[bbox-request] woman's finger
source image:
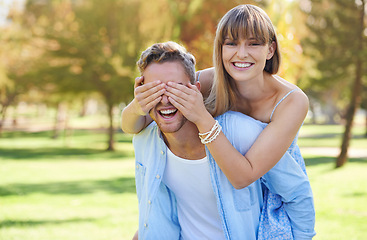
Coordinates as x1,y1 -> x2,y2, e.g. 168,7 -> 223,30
135,81 -> 165,98
166,82 -> 194,95
134,76 -> 145,88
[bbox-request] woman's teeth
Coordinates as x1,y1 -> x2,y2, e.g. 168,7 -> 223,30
234,62 -> 251,68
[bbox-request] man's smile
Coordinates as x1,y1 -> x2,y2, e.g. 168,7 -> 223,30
159,108 -> 178,119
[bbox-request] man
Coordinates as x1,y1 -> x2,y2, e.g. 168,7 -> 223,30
122,41 -> 315,239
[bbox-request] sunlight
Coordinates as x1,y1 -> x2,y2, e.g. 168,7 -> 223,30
0,0 -> 25,26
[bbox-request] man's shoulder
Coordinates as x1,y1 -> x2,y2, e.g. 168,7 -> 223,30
133,122 -> 158,142
216,111 -> 265,130
215,111 -> 264,154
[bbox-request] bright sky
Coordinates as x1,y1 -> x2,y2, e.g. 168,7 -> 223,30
0,0 -> 25,26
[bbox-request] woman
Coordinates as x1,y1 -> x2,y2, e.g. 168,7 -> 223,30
122,4 -> 315,239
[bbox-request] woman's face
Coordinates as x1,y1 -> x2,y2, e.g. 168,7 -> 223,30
221,36 -> 275,83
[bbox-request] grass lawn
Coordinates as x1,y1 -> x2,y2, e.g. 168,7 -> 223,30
299,124 -> 367,149
0,124 -> 366,239
304,156 -> 367,240
0,130 -> 138,240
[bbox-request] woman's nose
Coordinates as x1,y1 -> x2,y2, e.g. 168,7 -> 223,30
237,44 -> 248,59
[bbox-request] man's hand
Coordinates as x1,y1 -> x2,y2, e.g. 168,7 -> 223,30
133,76 -> 166,115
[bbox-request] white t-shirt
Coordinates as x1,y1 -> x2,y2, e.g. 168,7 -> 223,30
162,148 -> 226,240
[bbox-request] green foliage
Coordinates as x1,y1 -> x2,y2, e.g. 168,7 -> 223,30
25,0 -> 140,105
302,0 -> 367,113
0,7 -> 42,126
18,0 -> 152,149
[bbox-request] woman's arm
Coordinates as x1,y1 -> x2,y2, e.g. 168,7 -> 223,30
166,82 -> 308,189
132,230 -> 138,240
196,67 -> 214,98
121,77 -> 165,134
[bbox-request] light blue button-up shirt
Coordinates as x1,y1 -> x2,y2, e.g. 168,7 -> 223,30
133,111 -> 316,240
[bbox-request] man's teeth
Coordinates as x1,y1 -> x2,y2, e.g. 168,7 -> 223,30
234,62 -> 251,68
160,109 -> 176,115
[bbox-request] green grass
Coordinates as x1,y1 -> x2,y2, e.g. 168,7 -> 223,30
299,124 -> 367,148
1,124 -> 366,239
298,124 -> 367,239
304,156 -> 367,240
0,130 -> 138,240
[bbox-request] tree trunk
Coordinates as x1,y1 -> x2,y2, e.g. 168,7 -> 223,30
324,95 -> 338,124
0,105 -> 7,137
336,1 -> 365,168
309,100 -> 317,124
52,102 -> 67,139
106,103 -> 115,151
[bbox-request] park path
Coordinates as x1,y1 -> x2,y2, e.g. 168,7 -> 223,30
300,147 -> 367,159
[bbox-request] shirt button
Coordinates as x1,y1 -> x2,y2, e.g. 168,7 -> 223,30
148,200 -> 152,204
156,174 -> 160,179
144,223 -> 148,228
160,150 -> 165,155
136,165 -> 139,169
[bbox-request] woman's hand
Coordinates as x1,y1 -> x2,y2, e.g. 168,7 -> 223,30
165,81 -> 214,131
133,76 -> 166,116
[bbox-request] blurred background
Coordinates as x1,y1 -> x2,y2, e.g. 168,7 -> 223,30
0,0 -> 366,239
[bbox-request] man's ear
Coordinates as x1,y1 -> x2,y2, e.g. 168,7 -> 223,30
195,81 -> 201,91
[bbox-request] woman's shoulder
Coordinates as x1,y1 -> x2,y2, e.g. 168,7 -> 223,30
196,67 -> 215,98
273,75 -> 308,103
270,75 -> 309,121
196,67 -> 214,81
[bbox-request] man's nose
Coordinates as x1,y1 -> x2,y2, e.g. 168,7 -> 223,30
161,94 -> 169,104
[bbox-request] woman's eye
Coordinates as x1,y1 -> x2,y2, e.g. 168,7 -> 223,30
250,42 -> 261,46
225,42 -> 236,46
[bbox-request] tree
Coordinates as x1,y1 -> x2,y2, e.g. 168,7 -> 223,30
0,4 -> 42,135
25,0 -> 144,150
302,0 -> 366,167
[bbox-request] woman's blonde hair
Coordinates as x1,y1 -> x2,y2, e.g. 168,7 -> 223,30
206,4 -> 281,117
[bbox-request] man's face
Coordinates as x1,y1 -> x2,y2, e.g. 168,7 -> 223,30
143,61 -> 190,134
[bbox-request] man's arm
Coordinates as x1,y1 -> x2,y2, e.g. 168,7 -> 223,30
261,153 -> 316,239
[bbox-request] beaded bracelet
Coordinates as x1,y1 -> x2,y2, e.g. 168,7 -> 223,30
199,120 -> 222,144
198,120 -> 219,137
